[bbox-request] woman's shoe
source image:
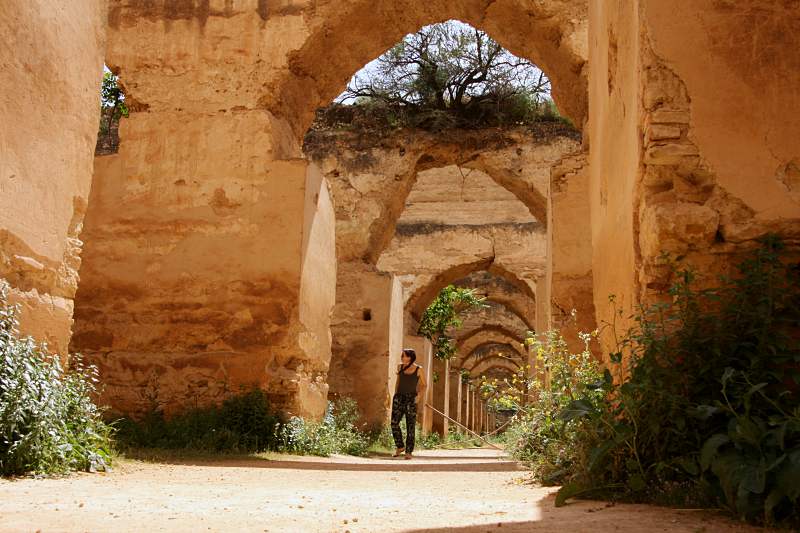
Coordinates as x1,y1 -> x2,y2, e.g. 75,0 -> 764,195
404,453 -> 413,460
392,448 -> 405,457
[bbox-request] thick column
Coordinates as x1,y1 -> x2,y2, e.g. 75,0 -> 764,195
547,155 -> 598,357
0,1 -> 106,355
327,263 -> 405,427
75,156 -> 336,419
405,335 -> 433,434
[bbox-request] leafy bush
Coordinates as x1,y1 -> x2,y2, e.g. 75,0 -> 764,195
0,283 -> 113,475
115,388 -> 281,454
279,398 -> 370,457
501,329 -> 602,484
549,236 -> 800,525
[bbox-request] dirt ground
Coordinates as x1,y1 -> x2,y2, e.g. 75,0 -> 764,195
0,448 -> 765,533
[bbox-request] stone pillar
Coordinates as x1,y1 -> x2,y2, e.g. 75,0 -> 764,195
0,1 -> 106,355
327,262 -> 404,428
431,357 -> 446,436
456,380 -> 463,433
547,155 -> 599,357
464,383 -> 472,429
74,157 -> 336,420
443,358 -> 451,437
405,335 -> 433,434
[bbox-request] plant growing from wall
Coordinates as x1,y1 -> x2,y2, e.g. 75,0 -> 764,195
417,285 -> 486,360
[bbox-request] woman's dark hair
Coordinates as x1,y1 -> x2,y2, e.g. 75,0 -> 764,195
399,348 -> 417,374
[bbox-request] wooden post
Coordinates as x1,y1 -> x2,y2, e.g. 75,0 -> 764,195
443,358 -> 450,437
456,378 -> 462,434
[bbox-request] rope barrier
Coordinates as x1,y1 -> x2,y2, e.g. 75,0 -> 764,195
424,403 -> 503,450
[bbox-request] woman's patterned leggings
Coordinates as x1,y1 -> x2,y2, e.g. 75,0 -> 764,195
390,393 -> 417,453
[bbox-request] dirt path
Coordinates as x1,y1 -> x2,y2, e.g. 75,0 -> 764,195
0,449 -> 762,533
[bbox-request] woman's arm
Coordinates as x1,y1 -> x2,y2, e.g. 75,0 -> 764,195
416,365 -> 427,405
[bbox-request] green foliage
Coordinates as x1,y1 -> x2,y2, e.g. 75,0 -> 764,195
0,283 -> 113,476
115,389 -> 281,454
279,398 -> 370,457
502,329 -> 602,484
99,70 -> 128,136
548,236 -> 800,525
418,285 -> 486,360
340,21 -> 554,129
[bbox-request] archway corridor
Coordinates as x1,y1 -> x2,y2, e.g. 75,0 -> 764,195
0,448 -> 761,532
2,0 -> 799,531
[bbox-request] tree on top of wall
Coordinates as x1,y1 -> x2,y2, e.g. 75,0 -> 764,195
338,21 -> 560,129
418,285 -> 486,360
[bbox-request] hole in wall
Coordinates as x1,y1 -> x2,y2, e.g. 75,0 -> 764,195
362,309 -> 372,321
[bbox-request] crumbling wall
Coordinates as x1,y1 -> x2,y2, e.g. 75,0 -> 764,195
329,262 -> 404,427
0,1 -> 106,355
589,1 -> 800,358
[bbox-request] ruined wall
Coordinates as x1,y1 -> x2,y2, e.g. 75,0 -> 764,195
0,1 -> 106,354
73,150 -> 335,417
329,263 -> 403,427
589,1 -> 800,358
375,164 -> 548,313
547,154 -> 597,355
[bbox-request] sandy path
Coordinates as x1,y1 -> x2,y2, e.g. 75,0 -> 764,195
0,449 -> 762,533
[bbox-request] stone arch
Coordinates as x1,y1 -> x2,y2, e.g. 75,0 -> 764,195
263,1 -> 588,138
406,259 -> 536,326
467,356 -> 521,378
461,342 -> 525,369
313,131 -> 578,265
363,153 -> 549,264
456,328 -> 525,365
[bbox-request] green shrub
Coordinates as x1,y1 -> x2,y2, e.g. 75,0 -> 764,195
115,388 -> 281,454
551,236 -> 800,525
279,398 -> 370,457
0,283 -> 113,476
502,329 -> 602,484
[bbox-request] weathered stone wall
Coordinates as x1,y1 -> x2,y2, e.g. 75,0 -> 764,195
329,262 -> 403,427
547,154 -> 597,355
589,1 -> 800,358
0,1 -> 106,355
73,150 -> 335,418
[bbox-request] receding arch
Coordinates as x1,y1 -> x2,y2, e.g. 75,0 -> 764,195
457,325 -> 525,349
457,329 -> 526,365
266,2 -> 588,138
406,259 -> 537,325
461,342 -> 525,370
467,356 -> 522,378
363,152 -> 549,265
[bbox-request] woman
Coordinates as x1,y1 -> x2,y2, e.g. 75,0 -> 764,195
391,348 -> 427,459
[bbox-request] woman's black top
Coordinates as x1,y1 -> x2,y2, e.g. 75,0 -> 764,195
397,365 -> 420,395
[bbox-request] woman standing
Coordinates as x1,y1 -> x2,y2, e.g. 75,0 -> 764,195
391,348 -> 427,459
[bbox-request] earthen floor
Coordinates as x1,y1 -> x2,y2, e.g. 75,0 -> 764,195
0,449 -> 763,532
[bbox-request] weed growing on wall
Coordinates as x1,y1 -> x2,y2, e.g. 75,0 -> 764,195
0,283 -> 113,476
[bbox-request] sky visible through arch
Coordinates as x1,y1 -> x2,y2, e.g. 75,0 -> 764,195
336,19 -> 552,106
